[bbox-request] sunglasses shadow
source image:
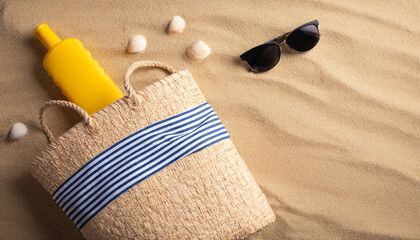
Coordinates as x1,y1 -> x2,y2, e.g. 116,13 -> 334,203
279,44 -> 296,55
233,56 -> 253,72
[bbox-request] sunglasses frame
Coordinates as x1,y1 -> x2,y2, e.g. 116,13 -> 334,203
241,20 -> 320,72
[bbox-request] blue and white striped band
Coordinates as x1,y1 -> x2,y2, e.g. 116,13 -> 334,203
51,102 -> 230,229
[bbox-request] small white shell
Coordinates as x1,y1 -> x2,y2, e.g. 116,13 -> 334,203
126,35 -> 147,53
187,40 -> 211,60
167,16 -> 185,34
9,122 -> 27,141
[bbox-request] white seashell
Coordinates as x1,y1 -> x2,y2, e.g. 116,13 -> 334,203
9,122 -> 27,141
187,40 -> 211,60
167,16 -> 185,34
126,35 -> 147,53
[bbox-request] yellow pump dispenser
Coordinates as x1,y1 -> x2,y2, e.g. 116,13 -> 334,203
34,23 -> 124,114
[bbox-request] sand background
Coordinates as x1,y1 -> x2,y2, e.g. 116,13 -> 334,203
1,0 -> 419,239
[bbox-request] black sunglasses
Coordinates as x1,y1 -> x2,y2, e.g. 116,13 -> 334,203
240,20 -> 320,73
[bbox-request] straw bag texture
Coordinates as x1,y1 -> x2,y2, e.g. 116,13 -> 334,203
32,61 -> 275,240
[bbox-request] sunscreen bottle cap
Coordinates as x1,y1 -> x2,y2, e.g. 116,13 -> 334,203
34,23 -> 61,50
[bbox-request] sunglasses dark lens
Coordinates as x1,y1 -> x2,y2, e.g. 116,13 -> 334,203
240,43 -> 280,73
286,24 -> 319,52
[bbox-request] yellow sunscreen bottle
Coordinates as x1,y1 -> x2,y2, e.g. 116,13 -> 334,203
34,23 -> 124,115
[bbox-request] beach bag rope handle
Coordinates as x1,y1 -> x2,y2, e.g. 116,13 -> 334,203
124,60 -> 177,106
39,61 -> 176,143
39,100 -> 97,143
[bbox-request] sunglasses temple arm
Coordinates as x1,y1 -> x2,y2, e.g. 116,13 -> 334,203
273,32 -> 290,44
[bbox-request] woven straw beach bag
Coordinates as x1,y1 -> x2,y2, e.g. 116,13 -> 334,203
32,60 -> 275,240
